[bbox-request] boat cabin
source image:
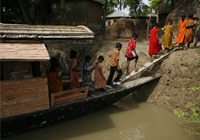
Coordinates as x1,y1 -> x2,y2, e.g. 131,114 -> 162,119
0,43 -> 89,119
0,24 -> 94,119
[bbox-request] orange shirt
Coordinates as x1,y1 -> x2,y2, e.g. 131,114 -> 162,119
109,48 -> 119,67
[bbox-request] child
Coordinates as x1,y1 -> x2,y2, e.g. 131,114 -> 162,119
48,63 -> 63,93
106,42 -> 123,87
175,13 -> 188,50
81,55 -> 94,96
125,32 -> 139,75
186,14 -> 194,48
70,50 -> 82,89
163,18 -> 174,54
148,23 -> 162,62
193,17 -> 199,48
93,56 -> 106,93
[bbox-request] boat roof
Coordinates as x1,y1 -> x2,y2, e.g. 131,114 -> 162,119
0,24 -> 94,39
0,43 -> 50,61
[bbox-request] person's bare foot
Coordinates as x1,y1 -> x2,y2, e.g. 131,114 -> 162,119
126,72 -> 130,75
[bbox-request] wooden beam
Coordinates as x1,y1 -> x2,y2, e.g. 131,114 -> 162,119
40,62 -> 46,77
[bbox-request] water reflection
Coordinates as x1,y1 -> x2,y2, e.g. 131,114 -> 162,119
2,94 -> 200,140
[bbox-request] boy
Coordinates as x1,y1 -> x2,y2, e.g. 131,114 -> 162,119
125,32 -> 139,75
106,42 -> 123,87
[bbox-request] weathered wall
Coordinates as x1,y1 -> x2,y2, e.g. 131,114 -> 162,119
0,77 -> 49,118
29,0 -> 102,32
88,0 -> 102,31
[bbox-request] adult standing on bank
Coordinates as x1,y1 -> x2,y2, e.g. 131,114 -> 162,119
186,14 -> 194,48
175,13 -> 188,50
106,42 -> 123,88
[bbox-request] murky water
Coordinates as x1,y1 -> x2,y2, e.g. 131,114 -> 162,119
2,94 -> 200,140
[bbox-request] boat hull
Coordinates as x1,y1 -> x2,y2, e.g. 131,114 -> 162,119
1,77 -> 160,137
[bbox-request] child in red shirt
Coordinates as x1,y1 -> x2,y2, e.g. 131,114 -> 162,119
125,33 -> 139,75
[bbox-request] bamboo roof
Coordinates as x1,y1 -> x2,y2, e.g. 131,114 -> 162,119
0,43 -> 50,61
0,24 -> 94,39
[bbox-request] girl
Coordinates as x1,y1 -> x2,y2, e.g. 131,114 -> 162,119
175,13 -> 188,50
93,56 -> 106,93
163,19 -> 174,54
69,50 -> 82,89
48,63 -> 63,93
125,32 -> 139,75
81,55 -> 94,96
186,14 -> 194,48
148,23 -> 162,62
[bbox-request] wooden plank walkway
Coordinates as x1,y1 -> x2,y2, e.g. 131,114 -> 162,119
120,48 -> 179,83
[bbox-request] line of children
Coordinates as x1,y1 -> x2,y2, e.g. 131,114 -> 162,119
54,14 -> 199,95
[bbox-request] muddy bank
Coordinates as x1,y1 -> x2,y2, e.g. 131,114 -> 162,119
133,49 -> 200,113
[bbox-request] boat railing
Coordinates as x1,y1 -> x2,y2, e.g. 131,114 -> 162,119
51,88 -> 89,107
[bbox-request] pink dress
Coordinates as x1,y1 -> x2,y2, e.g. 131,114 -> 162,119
149,28 -> 162,55
93,63 -> 106,89
70,58 -> 79,89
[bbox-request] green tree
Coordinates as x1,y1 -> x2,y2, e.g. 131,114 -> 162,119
98,0 -> 118,15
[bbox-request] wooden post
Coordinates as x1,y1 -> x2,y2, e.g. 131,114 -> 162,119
40,62 -> 46,77
147,14 -> 152,41
0,0 -> 1,23
102,0 -> 107,40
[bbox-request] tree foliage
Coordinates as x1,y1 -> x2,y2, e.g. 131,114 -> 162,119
98,0 -> 118,15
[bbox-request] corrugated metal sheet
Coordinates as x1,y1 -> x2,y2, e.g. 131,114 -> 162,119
0,43 -> 50,61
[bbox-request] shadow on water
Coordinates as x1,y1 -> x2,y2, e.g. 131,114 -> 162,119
2,97 -> 140,140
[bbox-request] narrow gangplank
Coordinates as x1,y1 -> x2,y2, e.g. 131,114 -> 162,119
120,48 -> 178,83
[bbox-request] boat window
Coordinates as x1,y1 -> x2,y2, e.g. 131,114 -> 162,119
31,62 -> 41,77
1,61 -> 38,81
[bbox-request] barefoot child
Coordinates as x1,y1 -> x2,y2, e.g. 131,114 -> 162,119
81,55 -> 94,96
69,50 -> 82,89
125,32 -> 139,75
163,19 -> 174,54
148,23 -> 162,62
93,56 -> 106,93
106,42 -> 123,87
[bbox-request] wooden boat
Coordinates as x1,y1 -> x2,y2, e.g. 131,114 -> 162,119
0,24 -> 161,137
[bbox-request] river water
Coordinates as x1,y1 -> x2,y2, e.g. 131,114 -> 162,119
2,94 -> 200,140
